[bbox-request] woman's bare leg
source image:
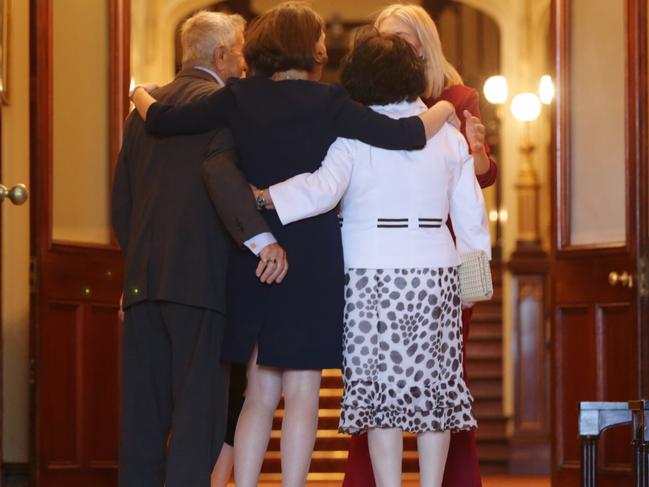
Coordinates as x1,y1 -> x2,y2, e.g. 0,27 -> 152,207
367,428 -> 402,487
210,444 -> 233,487
280,369 -> 322,487
233,347 -> 282,487
417,430 -> 450,487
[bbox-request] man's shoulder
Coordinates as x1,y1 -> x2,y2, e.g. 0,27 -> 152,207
157,75 -> 220,104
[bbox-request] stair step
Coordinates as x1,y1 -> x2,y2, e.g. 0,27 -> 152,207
471,389 -> 503,401
472,300 -> 503,315
475,429 -> 507,441
472,399 -> 504,416
470,378 -> 502,395
468,325 -> 503,347
468,332 -> 502,343
466,343 -> 502,359
474,411 -> 509,421
476,439 -> 510,460
476,417 -> 508,434
321,375 -> 342,388
468,320 -> 503,338
470,313 -> 503,324
466,362 -> 502,380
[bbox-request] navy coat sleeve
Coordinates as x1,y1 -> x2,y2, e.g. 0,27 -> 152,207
145,86 -> 235,135
329,84 -> 426,150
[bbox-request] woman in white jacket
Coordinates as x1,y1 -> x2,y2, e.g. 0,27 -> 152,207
258,29 -> 491,487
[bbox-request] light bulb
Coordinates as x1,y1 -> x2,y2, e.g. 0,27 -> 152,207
511,93 -> 542,122
539,75 -> 554,104
483,75 -> 508,105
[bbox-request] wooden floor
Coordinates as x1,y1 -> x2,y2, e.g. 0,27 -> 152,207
246,476 -> 550,487
482,478 -> 550,487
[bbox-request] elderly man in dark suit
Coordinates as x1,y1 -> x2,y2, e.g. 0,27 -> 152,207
111,11 -> 286,487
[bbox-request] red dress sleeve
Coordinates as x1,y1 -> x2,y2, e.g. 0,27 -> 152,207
426,85 -> 498,188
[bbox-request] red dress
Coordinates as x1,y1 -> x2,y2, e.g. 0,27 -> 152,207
341,84 -> 497,487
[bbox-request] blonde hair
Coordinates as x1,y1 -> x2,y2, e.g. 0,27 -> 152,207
375,4 -> 462,99
181,11 -> 246,69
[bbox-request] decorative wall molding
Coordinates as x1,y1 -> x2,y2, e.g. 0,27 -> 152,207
508,248 -> 551,474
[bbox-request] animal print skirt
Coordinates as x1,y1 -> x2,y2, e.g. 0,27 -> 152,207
339,267 -> 477,435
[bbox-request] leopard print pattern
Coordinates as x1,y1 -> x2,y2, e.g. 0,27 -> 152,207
339,267 -> 477,434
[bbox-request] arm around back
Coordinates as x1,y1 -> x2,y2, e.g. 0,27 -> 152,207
201,128 -> 271,245
330,84 -> 455,150
269,137 -> 355,225
133,85 -> 234,136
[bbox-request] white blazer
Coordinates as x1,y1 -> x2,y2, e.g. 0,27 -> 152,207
269,98 -> 491,269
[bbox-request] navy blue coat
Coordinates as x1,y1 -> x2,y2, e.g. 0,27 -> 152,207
145,76 -> 426,369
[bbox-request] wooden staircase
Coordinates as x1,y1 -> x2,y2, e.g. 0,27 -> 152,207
467,261 -> 509,473
260,260 -> 508,480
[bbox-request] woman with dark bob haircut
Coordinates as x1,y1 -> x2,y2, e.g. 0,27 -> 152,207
259,28 -> 490,487
131,3 -> 459,485
340,26 -> 428,107
339,6 -> 500,487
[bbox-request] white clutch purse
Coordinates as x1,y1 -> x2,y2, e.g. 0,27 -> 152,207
458,250 -> 493,302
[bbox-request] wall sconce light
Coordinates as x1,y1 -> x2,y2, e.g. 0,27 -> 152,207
483,75 -> 509,105
538,75 -> 555,105
483,75 -> 553,250
511,93 -> 542,123
482,75 -> 553,114
489,208 -> 509,223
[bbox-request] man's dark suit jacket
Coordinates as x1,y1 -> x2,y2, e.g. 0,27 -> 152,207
112,67 -> 269,313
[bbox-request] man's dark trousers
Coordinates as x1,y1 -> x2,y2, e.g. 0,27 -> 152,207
119,302 -> 226,487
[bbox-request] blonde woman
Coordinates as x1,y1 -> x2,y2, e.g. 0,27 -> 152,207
342,5 -> 497,487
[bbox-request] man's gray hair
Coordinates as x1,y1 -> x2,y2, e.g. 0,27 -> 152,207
181,11 -> 246,68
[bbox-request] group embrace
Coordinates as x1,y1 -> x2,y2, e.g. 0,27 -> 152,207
114,2 -> 496,487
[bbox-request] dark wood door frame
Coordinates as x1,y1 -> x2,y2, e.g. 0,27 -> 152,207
0,103 -> 4,486
29,1 -> 129,486
633,0 -> 649,398
551,0 -> 649,485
